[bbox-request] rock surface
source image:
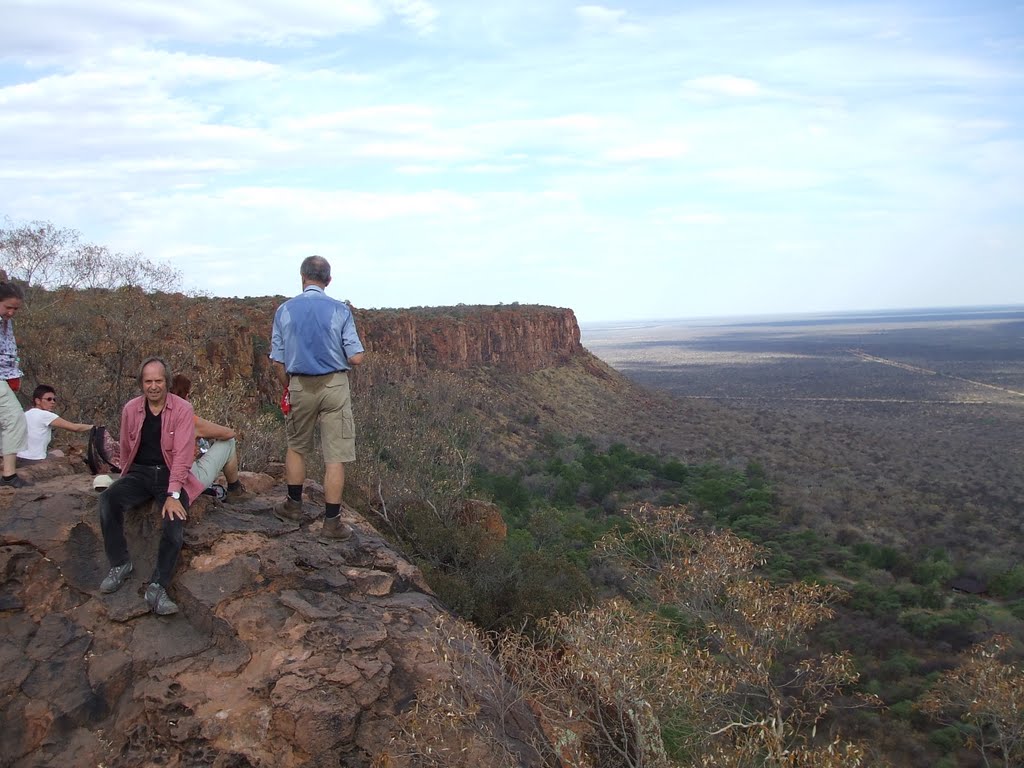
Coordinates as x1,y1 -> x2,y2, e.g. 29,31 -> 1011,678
0,463 -> 543,767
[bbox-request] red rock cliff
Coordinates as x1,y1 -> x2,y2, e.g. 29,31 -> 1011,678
17,291 -> 588,421
193,301 -> 584,401
356,305 -> 583,373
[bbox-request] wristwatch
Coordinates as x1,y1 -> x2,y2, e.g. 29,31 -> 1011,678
168,491 -> 181,501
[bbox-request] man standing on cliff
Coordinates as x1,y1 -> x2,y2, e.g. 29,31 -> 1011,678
270,255 -> 365,540
97,357 -> 206,615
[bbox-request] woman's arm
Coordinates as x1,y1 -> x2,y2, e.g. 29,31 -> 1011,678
195,416 -> 235,441
50,417 -> 92,432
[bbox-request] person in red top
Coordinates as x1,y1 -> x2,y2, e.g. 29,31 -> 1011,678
97,357 -> 205,615
168,374 -> 252,502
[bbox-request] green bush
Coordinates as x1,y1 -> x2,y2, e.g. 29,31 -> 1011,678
989,564 -> 1024,599
662,460 -> 687,483
899,608 -> 978,644
911,550 -> 956,586
928,725 -> 964,753
889,700 -> 914,720
1008,598 -> 1024,620
853,542 -> 913,576
475,472 -> 531,513
850,583 -> 902,616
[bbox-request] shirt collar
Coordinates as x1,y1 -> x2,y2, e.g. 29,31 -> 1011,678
303,285 -> 325,295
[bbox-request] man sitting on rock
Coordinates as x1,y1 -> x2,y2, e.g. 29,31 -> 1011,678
169,374 -> 253,503
97,357 -> 206,615
17,384 -> 93,465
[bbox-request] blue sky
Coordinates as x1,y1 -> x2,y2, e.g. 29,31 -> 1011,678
1,1 -> 1021,322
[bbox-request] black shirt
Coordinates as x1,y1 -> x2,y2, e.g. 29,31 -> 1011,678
134,402 -> 165,466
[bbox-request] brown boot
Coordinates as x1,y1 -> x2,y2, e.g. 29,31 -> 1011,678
320,515 -> 352,541
225,483 -> 255,503
273,497 -> 304,522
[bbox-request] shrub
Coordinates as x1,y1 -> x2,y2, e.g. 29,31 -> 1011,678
990,564 -> 1024,599
927,725 -> 963,752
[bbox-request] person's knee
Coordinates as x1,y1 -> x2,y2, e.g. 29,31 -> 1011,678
98,493 -> 115,524
164,518 -> 185,547
98,484 -> 128,523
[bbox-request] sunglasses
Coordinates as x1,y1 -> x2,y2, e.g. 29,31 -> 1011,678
42,396 -> 57,402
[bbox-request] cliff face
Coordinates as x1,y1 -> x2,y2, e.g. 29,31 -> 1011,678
187,300 -> 584,405
203,300 -> 584,373
18,289 -> 586,423
357,305 -> 583,374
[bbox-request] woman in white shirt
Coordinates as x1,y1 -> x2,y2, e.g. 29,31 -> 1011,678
17,384 -> 93,463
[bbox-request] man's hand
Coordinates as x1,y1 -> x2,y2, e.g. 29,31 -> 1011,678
162,497 -> 188,521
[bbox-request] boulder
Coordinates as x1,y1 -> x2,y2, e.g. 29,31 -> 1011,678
0,472 -> 544,767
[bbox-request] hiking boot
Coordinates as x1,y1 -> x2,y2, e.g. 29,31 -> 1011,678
145,583 -> 179,615
0,474 -> 32,488
99,561 -> 133,594
273,497 -> 304,522
224,483 -> 255,503
320,515 -> 353,541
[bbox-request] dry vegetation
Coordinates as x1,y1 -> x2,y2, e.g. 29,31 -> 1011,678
381,504 -> 875,768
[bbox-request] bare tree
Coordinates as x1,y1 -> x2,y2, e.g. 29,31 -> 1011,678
918,635 -> 1024,768
0,217 -> 183,423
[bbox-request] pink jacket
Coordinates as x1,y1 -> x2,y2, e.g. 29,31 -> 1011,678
119,393 -> 205,503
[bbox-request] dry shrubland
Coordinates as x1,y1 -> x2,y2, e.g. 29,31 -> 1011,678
381,503 -> 877,768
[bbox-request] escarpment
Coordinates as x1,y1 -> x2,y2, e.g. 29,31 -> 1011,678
197,301 -> 585,397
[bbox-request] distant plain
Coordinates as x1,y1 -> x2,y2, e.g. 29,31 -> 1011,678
581,307 -> 1024,564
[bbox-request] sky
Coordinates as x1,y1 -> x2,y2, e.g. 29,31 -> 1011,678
1,1 -> 1022,323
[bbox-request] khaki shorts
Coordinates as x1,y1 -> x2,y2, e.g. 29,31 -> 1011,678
0,381 -> 27,456
286,371 -> 356,463
191,438 -> 236,488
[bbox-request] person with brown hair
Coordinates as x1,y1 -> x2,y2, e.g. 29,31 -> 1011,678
0,270 -> 31,487
168,374 -> 252,502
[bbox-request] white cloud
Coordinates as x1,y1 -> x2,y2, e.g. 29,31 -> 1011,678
605,140 -> 688,162
576,5 -> 627,26
682,74 -> 762,98
354,140 -> 472,161
0,0 -> 388,56
226,186 -> 479,220
388,0 -> 439,34
708,166 -> 832,190
575,4 -> 643,35
672,212 -> 727,225
282,105 -> 436,135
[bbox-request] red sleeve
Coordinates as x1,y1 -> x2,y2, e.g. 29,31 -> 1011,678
119,402 -> 133,472
165,402 -> 196,495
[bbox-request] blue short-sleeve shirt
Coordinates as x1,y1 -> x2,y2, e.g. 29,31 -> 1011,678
270,286 -> 364,375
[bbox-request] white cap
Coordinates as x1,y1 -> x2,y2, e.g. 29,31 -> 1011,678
92,474 -> 114,491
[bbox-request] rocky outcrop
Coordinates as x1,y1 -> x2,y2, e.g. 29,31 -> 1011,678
192,300 -> 583,393
356,305 -> 583,374
0,463 -> 545,767
18,290 -> 590,425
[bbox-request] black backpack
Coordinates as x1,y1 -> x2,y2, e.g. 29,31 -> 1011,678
86,426 -> 121,475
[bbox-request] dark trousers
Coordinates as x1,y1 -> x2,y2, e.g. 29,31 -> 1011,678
99,465 -> 189,587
